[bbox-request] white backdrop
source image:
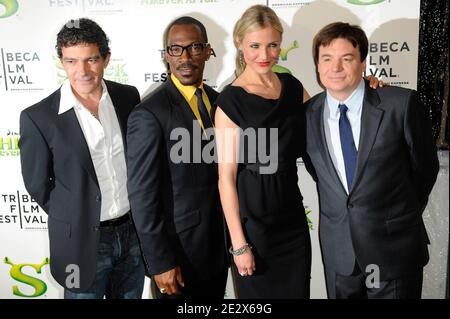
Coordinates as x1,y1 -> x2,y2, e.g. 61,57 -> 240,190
0,0 -> 421,299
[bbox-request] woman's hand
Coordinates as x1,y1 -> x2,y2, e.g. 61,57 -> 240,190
234,249 -> 256,276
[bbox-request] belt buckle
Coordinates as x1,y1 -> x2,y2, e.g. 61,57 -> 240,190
100,212 -> 129,228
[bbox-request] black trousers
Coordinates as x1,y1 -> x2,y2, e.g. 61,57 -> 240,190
325,262 -> 423,299
151,268 -> 228,300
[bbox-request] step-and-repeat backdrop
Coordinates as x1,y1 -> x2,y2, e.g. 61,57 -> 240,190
0,0 -> 421,299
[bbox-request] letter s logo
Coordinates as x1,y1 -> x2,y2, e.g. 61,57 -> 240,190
0,0 -> 19,18
4,257 -> 50,298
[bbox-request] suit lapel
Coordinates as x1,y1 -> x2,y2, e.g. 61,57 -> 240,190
52,89 -> 99,188
55,109 -> 99,188
310,94 -> 347,194
349,83 -> 383,194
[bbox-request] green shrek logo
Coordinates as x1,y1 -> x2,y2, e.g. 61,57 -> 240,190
347,0 -> 385,5
4,257 -> 50,298
55,57 -> 129,84
272,40 -> 299,75
305,207 -> 314,230
0,0 -> 19,18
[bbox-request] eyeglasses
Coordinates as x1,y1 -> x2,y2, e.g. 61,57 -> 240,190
166,43 -> 209,57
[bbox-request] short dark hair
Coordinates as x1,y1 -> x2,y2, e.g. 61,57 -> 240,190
56,18 -> 110,59
163,16 -> 208,49
312,22 -> 368,66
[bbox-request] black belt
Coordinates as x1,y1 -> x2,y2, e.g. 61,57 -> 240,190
99,212 -> 130,228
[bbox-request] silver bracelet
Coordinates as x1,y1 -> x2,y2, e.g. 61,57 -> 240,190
229,243 -> 252,256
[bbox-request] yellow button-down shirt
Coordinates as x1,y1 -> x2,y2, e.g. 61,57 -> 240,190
171,74 -> 213,130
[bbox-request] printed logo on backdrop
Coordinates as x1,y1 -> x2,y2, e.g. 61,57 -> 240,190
0,49 -> 44,92
4,257 -> 50,298
272,40 -> 299,75
0,129 -> 19,157
104,59 -> 129,84
305,206 -> 313,230
268,0 -> 314,9
268,0 -> 386,9
0,191 -> 47,230
55,57 -> 130,84
143,49 -> 172,85
366,41 -> 412,87
0,0 -> 18,18
141,0 -> 219,6
48,0 -> 123,15
347,0 -> 386,5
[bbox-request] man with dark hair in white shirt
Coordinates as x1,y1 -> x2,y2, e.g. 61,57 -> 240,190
19,18 -> 144,299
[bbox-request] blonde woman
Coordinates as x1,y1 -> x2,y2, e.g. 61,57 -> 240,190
214,5 -> 312,298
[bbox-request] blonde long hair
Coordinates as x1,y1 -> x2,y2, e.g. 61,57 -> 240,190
233,5 -> 283,77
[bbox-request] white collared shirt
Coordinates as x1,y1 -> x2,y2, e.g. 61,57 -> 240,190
323,78 -> 364,193
59,79 -> 130,221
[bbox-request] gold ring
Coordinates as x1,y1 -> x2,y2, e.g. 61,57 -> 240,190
239,271 -> 247,276
159,288 -> 166,294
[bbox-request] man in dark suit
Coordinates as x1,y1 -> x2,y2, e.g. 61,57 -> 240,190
19,18 -> 144,299
126,16 -> 228,299
305,22 -> 439,299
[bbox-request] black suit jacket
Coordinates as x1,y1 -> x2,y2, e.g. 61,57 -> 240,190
305,81 -> 439,280
19,80 -> 140,292
126,77 -> 227,282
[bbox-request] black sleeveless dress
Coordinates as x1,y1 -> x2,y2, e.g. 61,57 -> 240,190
215,72 -> 311,298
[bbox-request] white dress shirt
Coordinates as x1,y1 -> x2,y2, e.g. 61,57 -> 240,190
323,78 -> 365,193
59,79 -> 130,221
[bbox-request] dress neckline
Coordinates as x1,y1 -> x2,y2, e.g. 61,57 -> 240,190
230,72 -> 284,101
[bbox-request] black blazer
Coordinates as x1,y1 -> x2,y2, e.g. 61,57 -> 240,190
19,80 -> 140,292
126,77 -> 227,282
305,81 -> 439,280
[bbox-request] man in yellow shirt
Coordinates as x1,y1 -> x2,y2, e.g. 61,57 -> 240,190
126,16 -> 228,299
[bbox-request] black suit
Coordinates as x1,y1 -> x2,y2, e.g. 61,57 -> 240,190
19,80 -> 140,293
305,81 -> 439,298
126,77 -> 228,298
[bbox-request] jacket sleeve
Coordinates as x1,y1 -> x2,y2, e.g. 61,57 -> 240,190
404,90 -> 439,212
302,152 -> 318,182
126,106 -> 177,276
132,86 -> 141,105
19,110 -> 54,213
